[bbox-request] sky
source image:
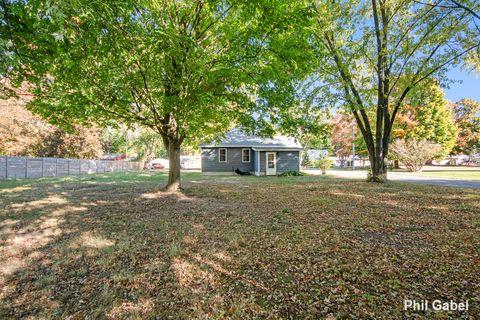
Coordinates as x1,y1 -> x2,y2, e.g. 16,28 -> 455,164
444,67 -> 480,102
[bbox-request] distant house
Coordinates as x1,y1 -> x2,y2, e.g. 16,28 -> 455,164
199,129 -> 303,176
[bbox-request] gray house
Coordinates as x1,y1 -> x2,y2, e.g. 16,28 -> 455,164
199,130 -> 302,176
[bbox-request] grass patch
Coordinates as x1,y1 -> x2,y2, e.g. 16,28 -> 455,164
391,166 -> 480,181
0,172 -> 479,318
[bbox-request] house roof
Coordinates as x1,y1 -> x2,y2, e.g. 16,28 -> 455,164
199,129 -> 302,149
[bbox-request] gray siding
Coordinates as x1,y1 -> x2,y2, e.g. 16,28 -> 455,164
277,151 -> 300,173
201,148 -> 253,173
259,151 -> 300,174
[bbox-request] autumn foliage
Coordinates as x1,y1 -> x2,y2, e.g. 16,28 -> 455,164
0,85 -> 102,159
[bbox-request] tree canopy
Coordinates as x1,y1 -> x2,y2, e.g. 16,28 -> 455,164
392,84 -> 458,157
307,0 -> 479,181
2,0 -> 313,189
451,98 -> 480,154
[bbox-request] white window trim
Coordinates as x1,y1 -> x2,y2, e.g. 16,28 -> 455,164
242,148 -> 251,163
218,148 -> 227,162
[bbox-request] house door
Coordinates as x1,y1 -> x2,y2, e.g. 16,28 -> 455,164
266,152 -> 276,176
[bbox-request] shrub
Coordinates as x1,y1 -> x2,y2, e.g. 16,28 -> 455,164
316,158 -> 333,174
280,170 -> 307,176
390,139 -> 442,172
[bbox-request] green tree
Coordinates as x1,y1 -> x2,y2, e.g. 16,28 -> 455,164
130,128 -> 167,169
2,0 -> 311,190
451,98 -> 480,154
309,0 -> 479,181
101,126 -> 129,156
393,85 -> 458,157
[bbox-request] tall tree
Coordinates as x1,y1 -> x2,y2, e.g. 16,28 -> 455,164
451,98 -> 480,154
2,0 -> 311,190
330,112 -> 368,166
392,84 -> 458,157
310,0 -> 480,181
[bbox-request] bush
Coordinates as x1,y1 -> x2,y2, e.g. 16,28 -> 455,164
390,139 -> 442,172
280,170 -> 307,176
316,158 -> 333,174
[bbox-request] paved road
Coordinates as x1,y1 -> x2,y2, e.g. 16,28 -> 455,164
305,169 -> 480,189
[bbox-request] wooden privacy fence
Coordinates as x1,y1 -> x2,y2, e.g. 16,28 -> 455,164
0,156 -> 141,180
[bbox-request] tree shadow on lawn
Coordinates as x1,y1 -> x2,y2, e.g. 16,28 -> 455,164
0,174 -> 479,319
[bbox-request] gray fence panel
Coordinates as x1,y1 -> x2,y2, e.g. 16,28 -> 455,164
69,159 -> 80,175
88,160 -> 97,174
26,158 -> 43,178
0,157 -> 6,179
80,160 -> 89,174
57,159 -> 69,176
43,158 -> 57,177
104,161 -> 113,172
96,160 -> 104,173
7,157 -> 27,178
0,156 -> 139,180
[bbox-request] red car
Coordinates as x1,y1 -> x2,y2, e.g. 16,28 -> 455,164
114,154 -> 127,161
151,163 -> 164,169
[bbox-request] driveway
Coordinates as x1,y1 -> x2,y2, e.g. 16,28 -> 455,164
304,168 -> 480,189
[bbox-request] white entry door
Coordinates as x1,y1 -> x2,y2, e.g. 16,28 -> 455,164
266,152 -> 277,176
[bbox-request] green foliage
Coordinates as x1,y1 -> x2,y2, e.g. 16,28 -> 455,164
2,0 -> 316,188
279,170 -> 307,177
3,0 -> 313,141
316,158 -> 333,170
393,84 -> 458,157
451,98 -> 480,154
307,0 -> 479,179
101,127 -> 128,155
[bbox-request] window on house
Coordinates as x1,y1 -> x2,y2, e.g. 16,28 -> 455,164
242,149 -> 250,162
219,148 -> 227,162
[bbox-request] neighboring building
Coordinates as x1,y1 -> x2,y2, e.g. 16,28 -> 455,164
306,149 -> 329,160
199,129 -> 302,176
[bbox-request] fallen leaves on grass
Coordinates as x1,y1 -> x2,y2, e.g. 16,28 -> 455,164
0,173 -> 478,319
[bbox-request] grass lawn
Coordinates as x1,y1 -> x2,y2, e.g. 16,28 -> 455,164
0,172 -> 479,319
397,167 -> 480,181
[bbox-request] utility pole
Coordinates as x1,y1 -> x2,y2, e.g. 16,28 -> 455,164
351,122 -> 355,170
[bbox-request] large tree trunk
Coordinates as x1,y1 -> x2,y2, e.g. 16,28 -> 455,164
364,131 -> 389,183
368,155 -> 387,182
393,159 -> 399,169
166,139 -> 182,192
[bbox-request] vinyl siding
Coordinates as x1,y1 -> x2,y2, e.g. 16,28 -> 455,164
259,151 -> 300,174
277,151 -> 300,173
201,148 -> 254,173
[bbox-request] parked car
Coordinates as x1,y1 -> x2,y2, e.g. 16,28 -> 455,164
148,158 -> 169,169
150,163 -> 164,169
